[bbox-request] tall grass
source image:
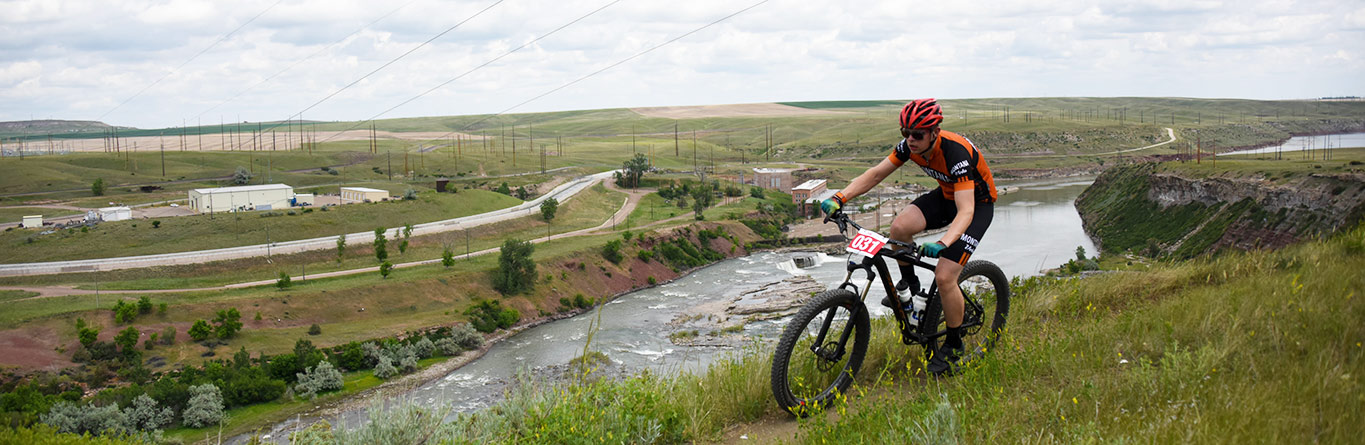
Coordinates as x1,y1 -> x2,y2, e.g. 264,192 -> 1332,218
300,222 -> 1363,444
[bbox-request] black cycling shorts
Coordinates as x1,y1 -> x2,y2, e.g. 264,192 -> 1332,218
911,187 -> 994,265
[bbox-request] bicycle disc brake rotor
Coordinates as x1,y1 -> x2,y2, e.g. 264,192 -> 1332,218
814,342 -> 842,372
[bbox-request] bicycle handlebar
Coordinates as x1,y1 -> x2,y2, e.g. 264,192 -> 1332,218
824,210 -> 920,258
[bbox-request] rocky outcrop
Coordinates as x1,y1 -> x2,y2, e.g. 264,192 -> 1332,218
1076,162 -> 1365,257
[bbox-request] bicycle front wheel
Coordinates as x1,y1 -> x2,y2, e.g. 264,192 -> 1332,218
770,288 -> 870,417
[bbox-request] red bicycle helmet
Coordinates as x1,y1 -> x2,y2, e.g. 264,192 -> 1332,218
899,98 -> 943,130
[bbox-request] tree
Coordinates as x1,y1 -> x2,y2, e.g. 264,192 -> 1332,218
441,246 -> 455,268
213,308 -> 243,339
182,383 -> 224,428
335,233 -> 346,263
691,185 -> 715,220
750,187 -> 765,199
495,182 -> 512,195
276,271 -> 292,289
540,197 -> 559,221
160,326 -> 176,345
379,261 -> 393,278
463,300 -> 520,333
232,166 -> 252,185
450,322 -> 484,349
189,319 -> 212,342
113,326 -> 139,353
373,228 -> 388,262
137,296 -> 153,314
91,178 -> 105,196
492,238 -> 536,295
399,223 -> 413,255
621,153 -> 650,188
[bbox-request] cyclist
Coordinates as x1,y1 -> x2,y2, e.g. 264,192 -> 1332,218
820,98 -> 997,376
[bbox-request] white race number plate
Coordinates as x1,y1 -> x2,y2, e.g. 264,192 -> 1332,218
845,229 -> 888,258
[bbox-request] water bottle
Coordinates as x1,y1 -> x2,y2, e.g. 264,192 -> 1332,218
907,294 -> 928,327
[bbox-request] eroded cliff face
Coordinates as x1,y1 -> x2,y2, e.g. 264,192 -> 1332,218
1076,163 -> 1365,257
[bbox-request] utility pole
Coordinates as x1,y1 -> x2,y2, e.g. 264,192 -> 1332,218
387,150 -> 393,181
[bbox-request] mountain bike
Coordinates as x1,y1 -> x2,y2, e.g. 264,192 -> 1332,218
770,210 -> 1010,416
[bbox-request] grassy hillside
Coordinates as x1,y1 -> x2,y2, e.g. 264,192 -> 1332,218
290,222 -> 1365,443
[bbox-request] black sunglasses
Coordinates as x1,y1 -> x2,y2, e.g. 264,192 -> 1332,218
900,128 -> 931,140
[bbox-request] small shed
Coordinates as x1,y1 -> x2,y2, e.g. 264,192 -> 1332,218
435,179 -> 450,193
21,215 -> 42,228
341,187 -> 389,203
98,206 -> 133,222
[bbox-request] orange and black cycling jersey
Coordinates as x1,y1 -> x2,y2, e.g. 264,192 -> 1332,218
887,130 -> 998,203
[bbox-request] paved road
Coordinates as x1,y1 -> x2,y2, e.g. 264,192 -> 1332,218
0,171 -> 618,277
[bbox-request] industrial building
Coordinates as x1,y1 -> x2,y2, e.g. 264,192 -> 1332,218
792,179 -> 839,218
752,168 -> 796,193
340,187 -> 389,203
188,184 -> 295,214
98,206 -> 132,221
21,215 -> 42,228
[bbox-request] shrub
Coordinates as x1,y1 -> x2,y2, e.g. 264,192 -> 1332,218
91,178 -> 105,196
374,356 -> 398,379
189,320 -> 212,341
294,361 -> 344,400
40,401 -> 126,436
124,394 -> 172,432
277,271 -> 292,289
637,249 -> 654,262
404,188 -> 417,200
308,324 -> 322,335
151,220 -> 160,228
182,383 -> 225,428
136,296 -> 153,315
232,166 -> 252,185
373,227 -> 389,262
413,337 -> 435,359
158,302 -> 167,316
464,300 -> 520,333
160,326 -> 175,345
450,323 -> 484,350
380,261 -> 393,278
435,338 -> 461,356
602,239 -> 624,264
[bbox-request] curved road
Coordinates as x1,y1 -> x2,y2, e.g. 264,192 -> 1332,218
0,171 -> 618,277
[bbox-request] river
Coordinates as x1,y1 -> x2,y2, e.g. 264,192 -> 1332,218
246,176 -> 1097,441
1222,132 -> 1365,156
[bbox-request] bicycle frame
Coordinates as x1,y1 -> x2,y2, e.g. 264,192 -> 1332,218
827,212 -> 987,347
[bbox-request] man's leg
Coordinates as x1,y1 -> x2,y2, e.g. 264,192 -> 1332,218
934,259 -> 965,329
889,205 -> 927,264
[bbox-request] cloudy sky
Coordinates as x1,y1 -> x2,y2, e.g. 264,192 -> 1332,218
1,0 -> 1361,129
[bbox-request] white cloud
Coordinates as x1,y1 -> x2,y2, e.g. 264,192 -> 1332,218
0,0 -> 1361,127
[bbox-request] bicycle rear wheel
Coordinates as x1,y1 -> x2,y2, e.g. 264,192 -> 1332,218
770,288 -> 870,417
922,260 -> 1010,358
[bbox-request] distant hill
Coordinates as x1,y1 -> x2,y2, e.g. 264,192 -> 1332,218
0,120 -> 127,138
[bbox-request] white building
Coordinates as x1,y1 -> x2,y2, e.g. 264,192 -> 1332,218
21,215 -> 42,228
340,187 -> 389,203
97,206 -> 132,222
188,184 -> 295,214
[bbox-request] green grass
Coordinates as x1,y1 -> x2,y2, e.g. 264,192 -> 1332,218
305,222 -> 1365,443
0,189 -> 522,263
0,289 -> 37,303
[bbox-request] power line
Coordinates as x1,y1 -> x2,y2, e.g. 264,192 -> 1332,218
194,0 -> 421,122
318,0 -> 625,143
289,0 -> 507,120
99,0 -> 285,121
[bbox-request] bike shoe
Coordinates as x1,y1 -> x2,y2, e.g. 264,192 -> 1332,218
927,345 -> 963,377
